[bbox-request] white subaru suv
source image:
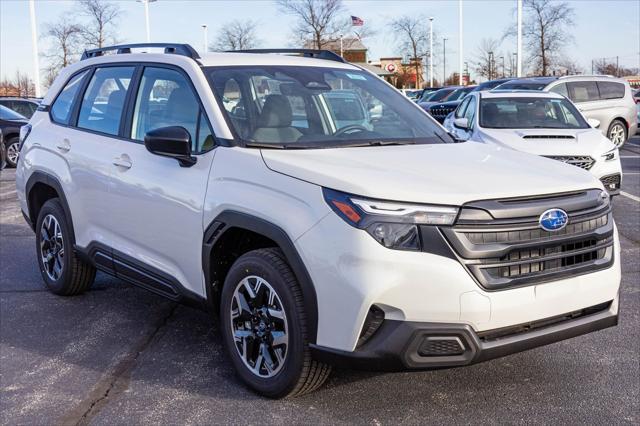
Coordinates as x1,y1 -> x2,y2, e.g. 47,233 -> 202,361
16,44 -> 621,398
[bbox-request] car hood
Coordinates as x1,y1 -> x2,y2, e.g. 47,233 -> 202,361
261,142 -> 600,206
428,99 -> 463,109
478,128 -> 615,157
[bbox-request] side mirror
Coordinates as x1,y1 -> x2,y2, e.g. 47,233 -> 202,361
453,117 -> 470,130
144,126 -> 196,167
587,118 -> 600,129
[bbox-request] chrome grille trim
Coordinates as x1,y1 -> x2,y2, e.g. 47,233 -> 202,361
443,191 -> 614,290
544,155 -> 595,170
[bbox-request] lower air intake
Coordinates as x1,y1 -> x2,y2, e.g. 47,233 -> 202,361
418,336 -> 465,357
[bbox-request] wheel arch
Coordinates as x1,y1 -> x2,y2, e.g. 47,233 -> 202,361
25,171 -> 75,241
203,211 -> 319,343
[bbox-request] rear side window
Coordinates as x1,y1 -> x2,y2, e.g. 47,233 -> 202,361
597,82 -> 625,99
567,81 -> 599,103
51,71 -> 88,125
549,83 -> 568,98
77,67 -> 135,136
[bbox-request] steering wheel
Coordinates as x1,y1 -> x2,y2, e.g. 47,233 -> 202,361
333,124 -> 369,137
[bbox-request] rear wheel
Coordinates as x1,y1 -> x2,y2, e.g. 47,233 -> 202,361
5,137 -> 19,168
220,248 -> 331,398
35,199 -> 96,295
607,119 -> 627,148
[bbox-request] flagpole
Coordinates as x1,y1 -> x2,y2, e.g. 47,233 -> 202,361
429,17 -> 434,87
458,0 -> 463,86
517,0 -> 522,77
340,34 -> 344,58
28,0 -> 41,97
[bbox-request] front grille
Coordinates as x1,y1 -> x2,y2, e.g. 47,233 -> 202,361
442,189 -> 614,290
428,106 -> 456,122
545,155 -> 595,170
600,173 -> 621,192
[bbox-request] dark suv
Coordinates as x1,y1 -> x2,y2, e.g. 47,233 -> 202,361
0,97 -> 41,119
0,105 -> 28,168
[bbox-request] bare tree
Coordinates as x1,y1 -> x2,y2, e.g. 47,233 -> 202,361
391,15 -> 430,88
212,20 -> 260,51
277,0 -> 346,49
473,38 -> 501,80
0,71 -> 35,97
522,0 -> 574,76
555,58 -> 583,76
78,0 -> 121,48
43,19 -> 83,84
593,59 -> 638,77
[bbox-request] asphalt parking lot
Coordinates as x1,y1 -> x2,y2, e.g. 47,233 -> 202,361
1,137 -> 639,425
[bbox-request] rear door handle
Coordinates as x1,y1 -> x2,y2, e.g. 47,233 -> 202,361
112,155 -> 132,169
56,139 -> 71,152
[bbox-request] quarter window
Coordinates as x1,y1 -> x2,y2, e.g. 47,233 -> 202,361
567,81 -> 599,103
597,82 -> 625,99
463,96 -> 476,124
549,83 -> 568,98
455,97 -> 471,118
131,67 -> 213,153
77,67 -> 135,135
50,70 -> 88,125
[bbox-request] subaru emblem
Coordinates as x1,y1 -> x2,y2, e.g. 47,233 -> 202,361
539,208 -> 569,232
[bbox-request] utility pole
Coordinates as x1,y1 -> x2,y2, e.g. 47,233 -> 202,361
616,56 -> 619,77
464,61 -> 469,84
443,37 -> 448,85
458,0 -> 463,86
138,0 -> 157,43
429,17 -> 434,87
202,25 -> 208,54
501,56 -> 505,77
28,0 -> 41,97
339,34 -> 344,58
488,51 -> 494,80
517,0 -> 523,77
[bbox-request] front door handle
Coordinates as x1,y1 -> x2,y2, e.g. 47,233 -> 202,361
56,139 -> 71,152
112,155 -> 132,169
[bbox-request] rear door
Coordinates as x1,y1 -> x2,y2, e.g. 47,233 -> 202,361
565,81 -> 607,126
102,65 -> 216,297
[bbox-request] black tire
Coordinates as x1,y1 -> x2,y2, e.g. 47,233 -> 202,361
5,137 -> 19,168
220,248 -> 331,398
607,119 -> 627,148
35,198 -> 96,295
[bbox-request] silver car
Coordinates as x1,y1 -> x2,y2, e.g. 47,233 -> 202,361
496,75 -> 637,147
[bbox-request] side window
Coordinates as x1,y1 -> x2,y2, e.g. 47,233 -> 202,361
597,82 -> 625,100
197,110 -> 214,152
567,81 -> 599,103
77,67 -> 134,135
50,70 -> 88,125
549,83 -> 568,98
463,96 -> 477,124
131,67 -> 211,152
455,97 -> 470,118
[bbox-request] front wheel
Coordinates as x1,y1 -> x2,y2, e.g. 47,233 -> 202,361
607,119 -> 627,148
220,248 -> 331,398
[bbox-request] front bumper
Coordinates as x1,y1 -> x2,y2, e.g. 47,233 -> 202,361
311,300 -> 618,371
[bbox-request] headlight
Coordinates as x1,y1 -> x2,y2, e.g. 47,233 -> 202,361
323,188 -> 459,250
601,147 -> 617,161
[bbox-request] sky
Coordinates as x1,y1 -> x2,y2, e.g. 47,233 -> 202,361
1,0 -> 639,89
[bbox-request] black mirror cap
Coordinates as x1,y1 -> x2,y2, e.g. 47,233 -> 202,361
144,126 -> 197,167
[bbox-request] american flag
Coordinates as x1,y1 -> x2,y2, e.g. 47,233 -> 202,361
351,15 -> 364,26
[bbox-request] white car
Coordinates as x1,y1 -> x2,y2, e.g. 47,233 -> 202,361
444,91 -> 623,194
16,44 -> 620,398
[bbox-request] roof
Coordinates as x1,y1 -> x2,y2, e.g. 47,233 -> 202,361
479,90 -> 565,99
354,62 -> 393,76
505,77 -> 558,84
306,37 -> 367,51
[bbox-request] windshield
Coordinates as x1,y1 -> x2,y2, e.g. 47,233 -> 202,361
423,88 -> 455,102
480,97 -> 589,129
495,82 -> 547,91
206,66 -> 448,148
0,105 -> 27,121
445,87 -> 475,101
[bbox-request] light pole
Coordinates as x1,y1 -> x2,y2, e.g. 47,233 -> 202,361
500,56 -> 505,77
443,37 -> 448,85
202,25 -> 208,54
488,51 -> 494,80
138,0 -> 157,43
429,17 -> 434,87
517,0 -> 523,77
28,0 -> 41,97
458,0 -> 463,85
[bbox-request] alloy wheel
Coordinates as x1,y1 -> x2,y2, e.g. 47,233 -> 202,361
40,214 -> 64,281
6,142 -> 19,165
229,275 -> 288,378
608,123 -> 626,148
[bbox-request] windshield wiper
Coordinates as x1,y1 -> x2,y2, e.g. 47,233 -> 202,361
364,140 -> 416,146
244,141 -> 288,149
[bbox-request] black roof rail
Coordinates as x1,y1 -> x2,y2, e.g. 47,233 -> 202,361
228,49 -> 346,63
81,43 -> 200,61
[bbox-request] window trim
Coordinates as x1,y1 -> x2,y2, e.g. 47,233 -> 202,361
46,61 -> 219,154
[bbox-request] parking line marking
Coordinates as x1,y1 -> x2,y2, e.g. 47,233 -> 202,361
620,191 -> 640,202
620,156 -> 640,158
